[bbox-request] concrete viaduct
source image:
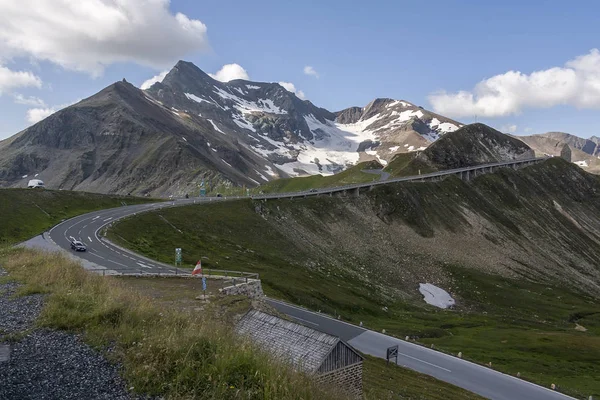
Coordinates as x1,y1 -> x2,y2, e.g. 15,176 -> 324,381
252,157 -> 547,201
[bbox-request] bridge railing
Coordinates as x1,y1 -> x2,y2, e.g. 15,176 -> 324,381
250,157 -> 547,199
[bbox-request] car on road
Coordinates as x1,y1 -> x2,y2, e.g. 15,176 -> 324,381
70,240 -> 87,252
309,188 -> 318,193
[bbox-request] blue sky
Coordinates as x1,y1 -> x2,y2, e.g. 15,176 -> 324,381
1,0 -> 600,140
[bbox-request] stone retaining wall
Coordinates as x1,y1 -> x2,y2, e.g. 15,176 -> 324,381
318,362 -> 363,399
219,279 -> 264,298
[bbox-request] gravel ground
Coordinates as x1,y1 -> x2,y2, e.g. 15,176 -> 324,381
0,268 -> 135,400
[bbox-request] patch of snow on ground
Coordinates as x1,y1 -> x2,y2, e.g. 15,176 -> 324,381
207,119 -> 225,134
233,116 -> 256,132
213,87 -> 286,115
246,85 -> 261,90
185,93 -> 211,104
408,145 -> 415,151
389,146 -> 400,152
264,165 -> 278,177
419,283 -> 455,309
437,122 -> 459,133
211,148 -> 217,152
575,160 -> 589,167
22,175 -> 28,179
182,137 -> 187,142
233,87 -> 246,96
404,144 -> 409,147
255,170 -> 269,181
417,146 -> 427,151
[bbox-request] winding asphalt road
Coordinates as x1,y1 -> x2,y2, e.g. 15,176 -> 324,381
44,160 -> 579,400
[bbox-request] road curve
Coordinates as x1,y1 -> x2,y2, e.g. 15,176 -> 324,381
46,159 -> 577,400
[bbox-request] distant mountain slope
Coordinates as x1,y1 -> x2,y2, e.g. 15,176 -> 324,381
0,80 -> 278,195
517,131 -> 600,174
146,61 -> 463,176
0,60 -> 465,195
392,123 -> 535,176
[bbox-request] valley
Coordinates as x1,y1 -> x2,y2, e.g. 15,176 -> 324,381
107,157 -> 600,398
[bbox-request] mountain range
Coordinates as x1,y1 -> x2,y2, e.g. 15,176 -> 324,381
0,60 -> 595,195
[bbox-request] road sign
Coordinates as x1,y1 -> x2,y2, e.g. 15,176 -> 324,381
386,345 -> 399,365
175,248 -> 182,265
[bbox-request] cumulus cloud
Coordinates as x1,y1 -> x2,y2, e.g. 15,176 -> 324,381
26,107 -> 56,124
278,81 -> 306,99
140,70 -> 169,90
429,49 -> 600,118
0,0 -> 209,76
26,100 -> 78,124
209,64 -> 249,82
13,93 -> 46,107
0,65 -> 42,94
500,124 -> 518,133
303,65 -> 319,78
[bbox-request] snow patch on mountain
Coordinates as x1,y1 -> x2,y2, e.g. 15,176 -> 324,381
185,93 -> 211,104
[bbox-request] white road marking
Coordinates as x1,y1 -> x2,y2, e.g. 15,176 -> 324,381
92,216 -> 100,220
399,352 -> 451,372
88,253 -> 106,260
136,262 -> 152,269
103,217 -> 113,222
88,236 -> 93,242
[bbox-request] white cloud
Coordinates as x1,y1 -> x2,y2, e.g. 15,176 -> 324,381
26,100 -> 77,124
278,81 -> 306,99
209,63 -> 249,82
524,127 -> 533,133
0,65 -> 42,94
12,93 -> 46,107
140,70 -> 169,90
0,0 -> 209,76
303,65 -> 319,78
429,49 -> 600,118
26,107 -> 57,124
500,124 -> 518,133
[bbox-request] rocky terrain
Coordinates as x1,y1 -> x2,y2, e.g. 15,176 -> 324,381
0,268 -> 135,400
517,131 -> 600,174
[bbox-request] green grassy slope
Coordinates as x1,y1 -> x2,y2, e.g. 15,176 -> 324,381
0,189 -> 155,244
383,152 -> 437,177
256,161 -> 382,193
108,158 -> 600,398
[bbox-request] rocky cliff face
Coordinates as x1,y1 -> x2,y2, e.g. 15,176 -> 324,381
416,123 -> 535,170
517,131 -> 600,174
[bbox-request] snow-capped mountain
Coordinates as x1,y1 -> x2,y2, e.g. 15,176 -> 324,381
0,60 -> 464,195
147,61 -> 462,176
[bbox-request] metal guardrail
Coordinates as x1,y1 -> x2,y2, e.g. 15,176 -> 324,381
249,157 -> 547,200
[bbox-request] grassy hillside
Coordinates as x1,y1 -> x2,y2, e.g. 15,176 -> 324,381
256,161 -> 382,193
0,248 -> 342,399
108,158 -> 600,397
0,189 -> 155,244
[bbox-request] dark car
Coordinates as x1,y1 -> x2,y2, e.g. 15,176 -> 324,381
216,193 -> 223,197
70,240 -> 87,252
309,188 -> 318,193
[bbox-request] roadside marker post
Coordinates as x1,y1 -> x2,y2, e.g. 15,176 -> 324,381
386,345 -> 399,365
202,275 -> 207,300
175,248 -> 182,267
